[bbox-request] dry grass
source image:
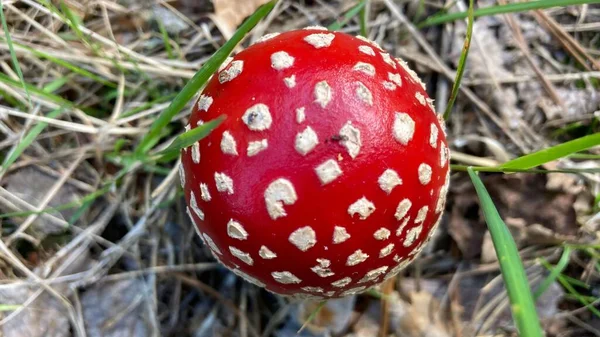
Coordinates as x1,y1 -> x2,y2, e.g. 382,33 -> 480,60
0,0 -> 599,336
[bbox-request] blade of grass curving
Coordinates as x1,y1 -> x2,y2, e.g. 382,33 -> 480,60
539,259 -> 600,318
0,0 -> 31,105
1,107 -> 65,173
451,164 -> 600,174
359,1 -> 368,37
11,42 -> 117,87
0,72 -> 74,107
135,0 -> 276,155
156,17 -> 174,59
533,247 -> 571,300
500,132 -> 600,170
297,301 -> 327,334
153,115 -> 226,161
419,0 -> 599,27
0,305 -> 21,311
328,0 -> 367,31
443,0 -> 474,120
467,167 -> 543,337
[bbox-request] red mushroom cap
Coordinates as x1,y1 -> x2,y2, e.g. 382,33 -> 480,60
181,27 -> 450,299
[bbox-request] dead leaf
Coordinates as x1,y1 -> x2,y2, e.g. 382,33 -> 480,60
0,286 -> 70,337
389,291 -> 452,337
81,279 -> 151,337
211,0 -> 271,38
293,296 -> 356,335
1,166 -> 86,239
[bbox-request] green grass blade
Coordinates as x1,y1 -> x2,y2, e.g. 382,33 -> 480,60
467,167 -> 543,337
153,115 -> 226,160
135,0 -> 276,155
328,0 -> 367,31
419,0 -> 600,27
500,132 -> 600,170
1,107 -> 65,172
359,2 -> 368,37
0,305 -> 21,311
451,164 -> 600,174
533,247 -> 571,300
0,0 -> 31,105
0,72 -> 74,107
443,0 -> 473,120
157,17 -> 174,59
539,259 -> 600,318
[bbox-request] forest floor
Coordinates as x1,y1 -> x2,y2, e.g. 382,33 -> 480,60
0,0 -> 599,336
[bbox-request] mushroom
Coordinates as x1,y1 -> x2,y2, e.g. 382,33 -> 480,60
181,27 -> 450,299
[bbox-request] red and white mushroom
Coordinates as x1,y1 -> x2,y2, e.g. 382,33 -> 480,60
180,27 -> 450,299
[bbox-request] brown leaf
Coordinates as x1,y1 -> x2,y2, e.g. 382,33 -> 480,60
211,0 -> 271,38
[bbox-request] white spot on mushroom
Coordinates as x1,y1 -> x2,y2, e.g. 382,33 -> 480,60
427,98 -> 436,112
339,121 -> 362,159
242,104 -> 272,131
315,159 -> 343,185
295,126 -> 319,155
302,287 -> 324,293
415,92 -> 426,106
303,26 -> 328,31
190,192 -> 205,220
229,246 -> 253,265
373,228 -> 391,240
436,184 -> 448,214
353,62 -> 375,76
440,143 -> 448,167
271,51 -> 295,70
382,81 -> 397,91
214,172 -> 234,195
219,60 -> 244,83
311,258 -> 335,277
331,277 -> 352,287
178,163 -> 185,188
348,197 -> 376,220
284,75 -> 296,88
358,45 -> 375,56
380,53 -> 396,69
272,271 -> 302,284
202,233 -> 222,254
220,131 -> 238,156
232,269 -> 265,287
333,226 -> 350,244
396,216 -> 411,237
392,112 -> 415,145
356,35 -> 382,49
394,199 -> 412,221
430,124 -> 439,148
191,142 -> 200,163
289,226 -> 317,251
397,58 -> 425,89
264,178 -> 298,220
415,206 -> 429,224
227,219 -> 248,240
304,33 -> 335,48
359,266 -> 389,283
403,224 -> 423,247
218,57 -> 233,72
346,249 -> 369,266
355,82 -> 373,106
247,139 -> 268,157
418,163 -> 432,185
200,183 -> 211,202
378,169 -> 402,194
388,73 -> 402,86
259,245 -> 277,259
341,286 -> 366,296
314,81 -> 332,108
380,243 -> 394,258
256,32 -> 280,44
197,95 -> 213,111
296,107 -> 306,123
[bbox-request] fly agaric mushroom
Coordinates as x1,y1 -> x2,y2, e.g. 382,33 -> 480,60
181,27 -> 450,300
